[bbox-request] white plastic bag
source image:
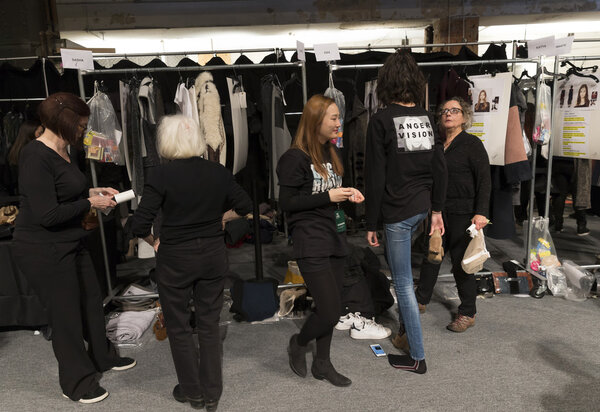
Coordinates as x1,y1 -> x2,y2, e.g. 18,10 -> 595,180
461,224 -> 490,274
546,267 -> 568,297
562,260 -> 595,302
532,83 -> 551,145
324,72 -> 345,148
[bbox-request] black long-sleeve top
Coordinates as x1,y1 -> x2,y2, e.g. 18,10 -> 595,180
443,131 -> 491,216
277,147 -> 348,259
14,140 -> 91,243
130,157 -> 252,245
365,104 -> 448,230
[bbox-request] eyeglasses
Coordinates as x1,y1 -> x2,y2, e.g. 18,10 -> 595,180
442,108 -> 463,116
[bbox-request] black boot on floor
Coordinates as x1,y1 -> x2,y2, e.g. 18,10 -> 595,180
172,384 -> 205,410
388,354 -> 427,374
206,398 -> 219,412
311,358 -> 352,387
288,333 -> 307,377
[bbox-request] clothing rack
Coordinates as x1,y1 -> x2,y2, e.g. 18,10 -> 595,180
76,51 -> 310,304
330,56 -> 542,274
0,57 -> 50,101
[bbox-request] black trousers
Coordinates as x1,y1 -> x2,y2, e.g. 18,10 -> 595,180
416,213 -> 477,318
12,240 -> 118,400
155,237 -> 226,401
551,158 -> 587,226
296,256 -> 344,360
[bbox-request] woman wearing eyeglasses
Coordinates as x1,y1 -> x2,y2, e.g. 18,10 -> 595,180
415,97 -> 491,333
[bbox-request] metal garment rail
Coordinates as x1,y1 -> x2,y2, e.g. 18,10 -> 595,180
330,57 -> 538,71
330,56 -> 542,274
77,56 -> 309,304
83,61 -> 308,106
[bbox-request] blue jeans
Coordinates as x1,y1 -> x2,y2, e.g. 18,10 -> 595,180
385,212 -> 428,360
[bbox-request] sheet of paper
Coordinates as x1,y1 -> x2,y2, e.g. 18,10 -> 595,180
296,40 -> 306,61
527,36 -> 556,58
313,43 -> 340,62
555,36 -> 574,56
60,48 -> 94,70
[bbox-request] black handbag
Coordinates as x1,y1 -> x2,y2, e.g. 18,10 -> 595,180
230,278 -> 279,322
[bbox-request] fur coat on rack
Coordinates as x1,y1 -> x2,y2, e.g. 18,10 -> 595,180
195,71 -> 226,165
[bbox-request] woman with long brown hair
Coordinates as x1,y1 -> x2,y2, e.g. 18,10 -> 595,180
277,94 -> 363,387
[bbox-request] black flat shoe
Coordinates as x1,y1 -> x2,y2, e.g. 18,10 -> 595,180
172,384 -> 205,409
206,398 -> 219,412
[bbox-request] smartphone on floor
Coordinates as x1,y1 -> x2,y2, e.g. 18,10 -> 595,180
370,344 -> 386,357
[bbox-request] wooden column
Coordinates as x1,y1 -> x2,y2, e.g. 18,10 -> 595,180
430,15 -> 479,55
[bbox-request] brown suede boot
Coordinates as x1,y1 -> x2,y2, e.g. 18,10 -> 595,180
446,314 -> 475,333
391,331 -> 410,353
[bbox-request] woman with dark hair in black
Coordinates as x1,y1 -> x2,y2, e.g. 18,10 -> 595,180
4,119 -> 43,194
365,50 -> 447,373
12,92 -> 136,404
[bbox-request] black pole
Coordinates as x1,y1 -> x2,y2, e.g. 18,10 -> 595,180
252,180 -> 263,280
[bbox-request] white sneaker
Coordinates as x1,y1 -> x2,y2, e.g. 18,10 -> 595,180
350,318 -> 392,340
335,312 -> 361,330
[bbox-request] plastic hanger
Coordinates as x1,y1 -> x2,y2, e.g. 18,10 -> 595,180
562,61 -> 599,83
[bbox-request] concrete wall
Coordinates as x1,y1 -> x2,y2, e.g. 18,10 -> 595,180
54,0 -> 600,31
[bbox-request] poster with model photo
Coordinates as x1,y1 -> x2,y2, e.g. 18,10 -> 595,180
466,72 -> 512,165
553,71 -> 600,159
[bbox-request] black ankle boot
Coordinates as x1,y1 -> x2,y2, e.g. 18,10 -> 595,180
288,334 -> 307,377
311,358 -> 352,387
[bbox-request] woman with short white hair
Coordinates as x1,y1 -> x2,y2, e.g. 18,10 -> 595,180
131,114 -> 252,412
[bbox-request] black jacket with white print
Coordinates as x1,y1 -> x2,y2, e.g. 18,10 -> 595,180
365,104 -> 448,230
277,146 -> 348,259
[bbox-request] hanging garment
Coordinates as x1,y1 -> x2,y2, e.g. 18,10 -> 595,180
504,85 -> 532,184
438,68 -> 472,104
227,77 -> 248,175
127,81 -> 144,196
504,105 -> 531,184
575,158 -> 592,209
261,75 -> 292,201
138,77 -> 163,168
119,81 -> 133,183
196,72 -> 226,165
485,166 -> 516,240
174,82 -> 194,119
345,95 -> 369,217
324,72 -> 346,148
188,85 -> 199,125
364,79 -> 379,120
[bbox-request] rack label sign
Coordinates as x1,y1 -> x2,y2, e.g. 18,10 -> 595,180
296,40 -> 306,61
60,49 -> 94,70
314,43 -> 340,62
555,36 -> 574,56
527,36 -> 556,58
